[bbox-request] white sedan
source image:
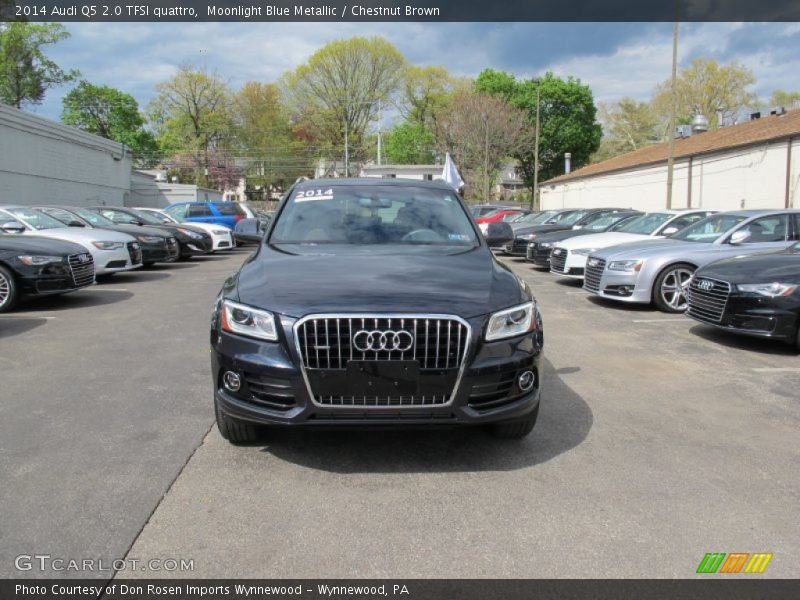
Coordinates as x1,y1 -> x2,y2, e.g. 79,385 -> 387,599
135,208 -> 235,252
0,206 -> 142,275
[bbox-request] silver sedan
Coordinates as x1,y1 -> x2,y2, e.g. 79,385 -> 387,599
582,209 -> 799,312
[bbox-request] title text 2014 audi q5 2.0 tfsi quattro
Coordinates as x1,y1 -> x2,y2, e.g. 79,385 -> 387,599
211,179 -> 543,444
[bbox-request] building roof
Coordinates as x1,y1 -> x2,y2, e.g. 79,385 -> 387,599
545,108 -> 800,185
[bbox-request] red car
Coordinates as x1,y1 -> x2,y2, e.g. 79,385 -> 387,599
475,208 -> 527,226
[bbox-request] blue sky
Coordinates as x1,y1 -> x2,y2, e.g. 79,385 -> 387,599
32,22 -> 800,123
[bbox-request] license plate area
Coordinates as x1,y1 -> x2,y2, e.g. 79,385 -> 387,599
346,360 -> 419,396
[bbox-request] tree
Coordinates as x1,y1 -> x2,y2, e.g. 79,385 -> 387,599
769,89 -> 800,110
652,58 -> 757,131
148,65 -> 233,187
592,98 -> 660,162
438,91 -> 535,199
475,69 -> 602,198
383,121 -> 436,164
61,81 -> 158,164
0,22 -> 78,108
283,36 -> 406,170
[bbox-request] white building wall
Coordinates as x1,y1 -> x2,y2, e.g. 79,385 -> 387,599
0,104 -> 131,207
129,172 -> 222,207
541,139 -> 797,212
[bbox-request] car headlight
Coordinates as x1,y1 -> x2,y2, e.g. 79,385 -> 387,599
736,282 -> 798,297
92,241 -> 124,250
137,235 -> 162,244
220,299 -> 278,341
524,234 -> 537,240
539,242 -> 552,248
608,259 -> 643,272
17,255 -> 62,266
486,301 -> 536,341
572,248 -> 597,256
212,229 -> 229,235
177,227 -> 203,239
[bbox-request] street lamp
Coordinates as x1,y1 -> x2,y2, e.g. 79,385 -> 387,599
531,78 -> 541,211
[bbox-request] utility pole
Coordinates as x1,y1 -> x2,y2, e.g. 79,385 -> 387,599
531,79 -> 541,211
483,113 -> 490,199
665,12 -> 679,209
377,99 -> 383,166
344,113 -> 349,178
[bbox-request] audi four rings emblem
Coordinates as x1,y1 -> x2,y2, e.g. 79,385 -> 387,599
697,280 -> 714,291
353,329 -> 415,352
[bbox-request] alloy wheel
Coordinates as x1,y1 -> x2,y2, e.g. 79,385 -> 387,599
0,272 -> 10,308
660,267 -> 694,311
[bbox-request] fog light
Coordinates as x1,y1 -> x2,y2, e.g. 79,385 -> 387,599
223,371 -> 241,392
518,370 -> 535,392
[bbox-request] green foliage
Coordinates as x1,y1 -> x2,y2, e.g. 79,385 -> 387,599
61,80 -> 158,164
769,89 -> 800,110
383,121 -> 436,164
475,69 -> 602,189
0,22 -> 78,108
592,98 -> 660,162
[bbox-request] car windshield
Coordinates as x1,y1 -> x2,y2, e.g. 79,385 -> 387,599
615,212 -> 673,234
669,213 -> 748,242
608,214 -> 640,231
6,207 -> 66,230
132,209 -> 168,226
584,212 -> 628,231
142,209 -> 176,224
515,211 -> 558,225
72,208 -> 117,227
270,185 -> 479,252
558,210 -> 589,225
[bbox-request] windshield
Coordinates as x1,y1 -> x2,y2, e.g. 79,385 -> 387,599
670,213 -> 748,242
270,185 -> 479,250
6,207 -> 67,230
132,209 -> 168,226
515,210 -> 558,225
558,210 -> 589,226
73,208 -> 117,227
584,212 -> 630,231
615,212 -> 673,234
142,209 -> 176,224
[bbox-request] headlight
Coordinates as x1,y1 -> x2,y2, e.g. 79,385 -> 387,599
539,242 -> 552,248
220,299 -> 278,341
525,234 -> 537,241
137,235 -> 162,244
608,259 -> 643,272
572,248 -> 597,256
485,301 -> 536,341
212,229 -> 229,235
177,227 -> 203,239
737,282 -> 798,297
17,255 -> 62,266
92,241 -> 124,250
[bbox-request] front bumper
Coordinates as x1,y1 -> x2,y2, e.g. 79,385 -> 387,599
503,238 -> 530,257
177,236 -> 213,256
583,267 -> 651,304
688,293 -> 799,341
93,244 -> 141,274
211,315 -> 543,427
211,232 -> 234,251
525,242 -> 552,267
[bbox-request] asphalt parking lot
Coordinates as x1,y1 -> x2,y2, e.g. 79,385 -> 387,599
1,250 -> 798,579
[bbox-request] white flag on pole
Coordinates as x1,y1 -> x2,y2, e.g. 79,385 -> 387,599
442,152 -> 464,192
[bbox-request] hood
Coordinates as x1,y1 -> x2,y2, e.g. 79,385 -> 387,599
234,245 -> 526,318
512,223 -> 571,237
557,231 -> 651,250
97,223 -> 167,238
183,222 -> 231,233
590,238 -> 690,259
533,228 -> 603,244
0,234 -> 87,255
26,227 -> 135,245
697,251 -> 800,284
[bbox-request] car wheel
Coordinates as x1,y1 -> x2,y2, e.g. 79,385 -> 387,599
215,398 -> 264,445
0,265 -> 19,313
653,263 -> 695,313
488,403 -> 539,439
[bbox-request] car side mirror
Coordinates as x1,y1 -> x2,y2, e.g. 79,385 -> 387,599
661,226 -> 679,236
67,220 -> 85,228
0,221 -> 25,234
485,222 -> 514,246
729,230 -> 750,245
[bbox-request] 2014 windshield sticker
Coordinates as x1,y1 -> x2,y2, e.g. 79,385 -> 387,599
295,189 -> 334,202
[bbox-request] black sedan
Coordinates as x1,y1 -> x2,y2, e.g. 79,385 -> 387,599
525,211 -> 642,268
34,206 -> 179,266
0,234 -> 95,312
504,207 -> 628,256
87,207 -> 213,258
211,178 -> 542,444
687,242 -> 800,348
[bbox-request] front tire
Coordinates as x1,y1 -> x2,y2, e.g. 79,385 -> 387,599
215,398 -> 264,444
653,263 -> 695,313
488,403 -> 539,439
0,265 -> 19,313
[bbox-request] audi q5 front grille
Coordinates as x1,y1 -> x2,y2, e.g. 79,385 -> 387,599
687,277 -> 731,323
67,253 -> 95,288
296,315 -> 470,371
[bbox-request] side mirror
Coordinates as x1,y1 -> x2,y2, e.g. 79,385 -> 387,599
0,221 -> 25,234
729,230 -> 751,245
67,220 -> 86,228
661,226 -> 679,236
485,222 -> 514,246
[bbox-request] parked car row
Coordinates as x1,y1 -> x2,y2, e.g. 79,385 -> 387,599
0,204 -> 238,313
508,207 -> 800,348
